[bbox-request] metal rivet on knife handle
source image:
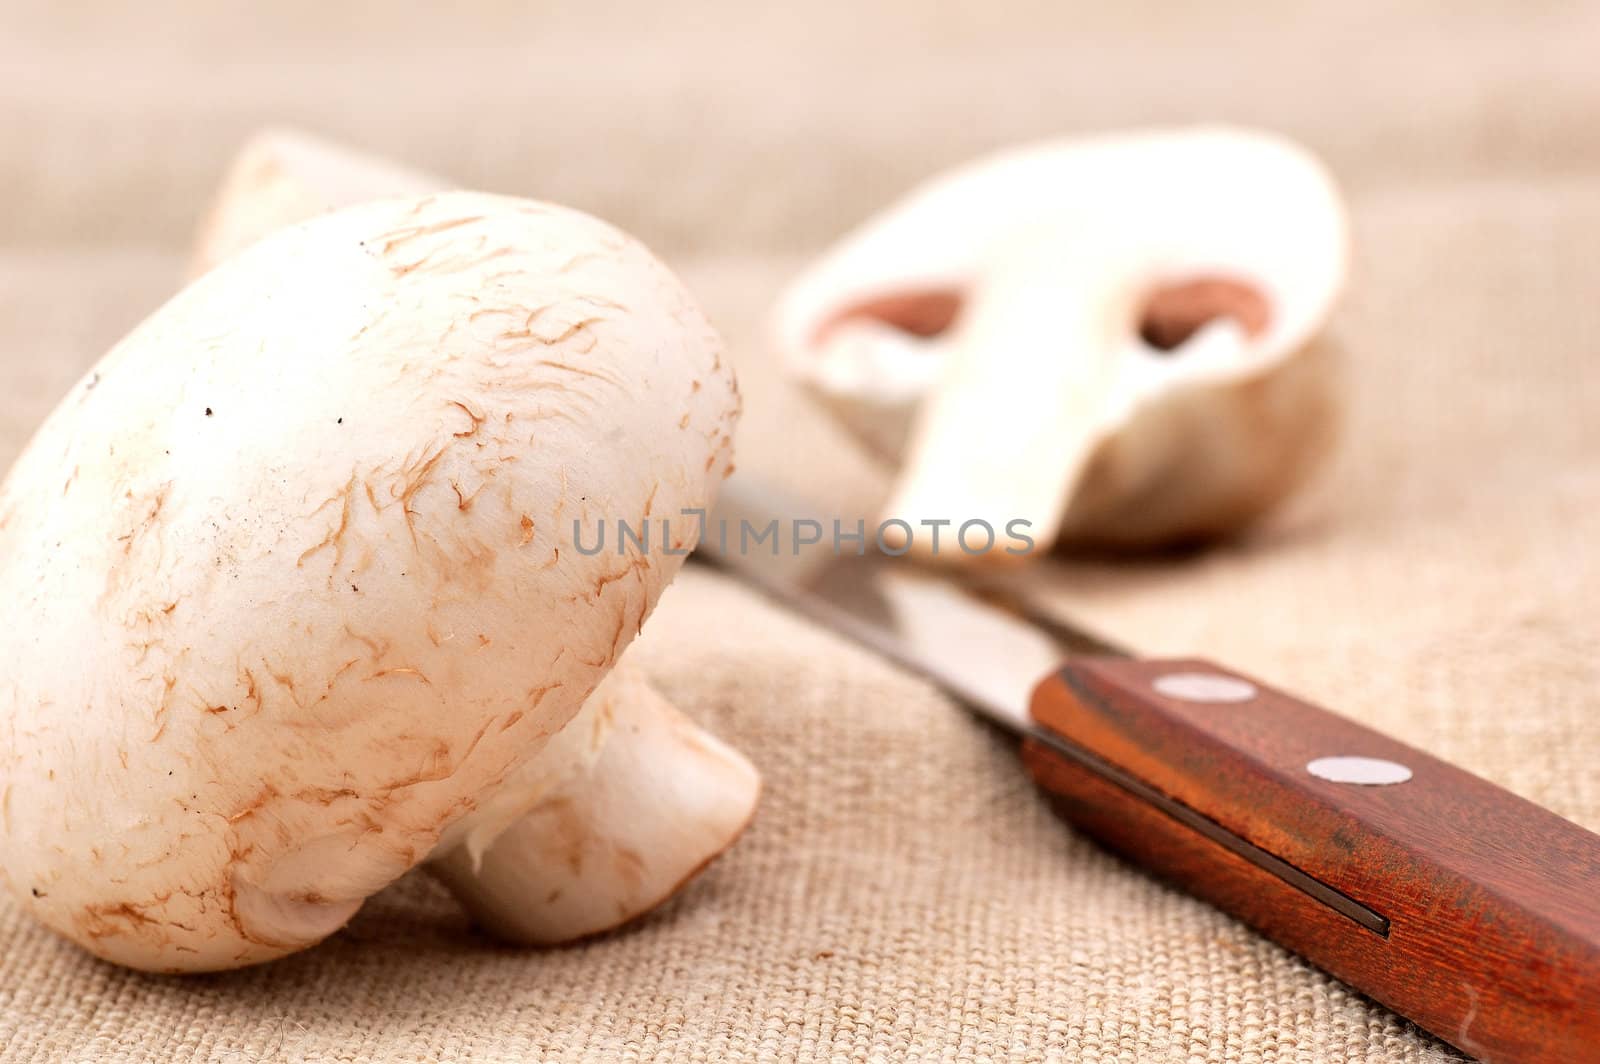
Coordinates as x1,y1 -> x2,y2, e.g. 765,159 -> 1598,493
1151,671 -> 1258,703
1307,756 -> 1413,786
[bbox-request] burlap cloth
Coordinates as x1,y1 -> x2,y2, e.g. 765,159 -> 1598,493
2,3 -> 1596,1061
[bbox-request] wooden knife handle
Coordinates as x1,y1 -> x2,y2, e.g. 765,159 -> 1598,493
1021,657 -> 1600,1064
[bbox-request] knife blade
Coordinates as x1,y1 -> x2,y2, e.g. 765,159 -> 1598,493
693,473 -> 1600,1064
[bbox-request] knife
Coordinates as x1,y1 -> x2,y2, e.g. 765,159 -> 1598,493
695,475 -> 1600,1064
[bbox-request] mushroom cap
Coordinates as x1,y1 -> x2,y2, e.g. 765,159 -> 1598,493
0,191 -> 738,971
775,126 -> 1347,550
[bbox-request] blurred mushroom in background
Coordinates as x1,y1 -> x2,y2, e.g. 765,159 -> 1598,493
775,127 -> 1348,558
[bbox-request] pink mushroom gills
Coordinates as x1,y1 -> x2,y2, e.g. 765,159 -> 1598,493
0,189 -> 758,972
774,126 -> 1349,556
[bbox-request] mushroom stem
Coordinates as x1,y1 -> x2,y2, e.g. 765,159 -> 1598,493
881,229 -> 1156,560
429,665 -> 759,945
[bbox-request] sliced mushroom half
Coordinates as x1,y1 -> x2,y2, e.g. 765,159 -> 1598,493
775,126 -> 1348,555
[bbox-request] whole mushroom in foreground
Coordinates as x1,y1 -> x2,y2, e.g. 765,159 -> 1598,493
775,126 -> 1348,556
0,191 -> 757,972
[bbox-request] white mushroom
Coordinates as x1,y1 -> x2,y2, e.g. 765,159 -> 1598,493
0,190 -> 755,972
193,130 -> 764,949
190,128 -> 443,276
775,126 -> 1348,555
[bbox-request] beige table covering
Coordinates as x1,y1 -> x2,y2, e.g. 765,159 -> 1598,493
2,2 -> 1596,1060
